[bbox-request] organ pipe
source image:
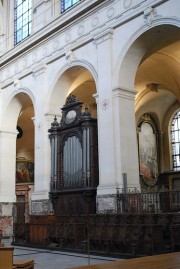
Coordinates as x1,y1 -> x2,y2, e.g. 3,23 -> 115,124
86,127 -> 90,186
54,136 -> 57,189
50,137 -> 55,189
83,129 -> 87,184
63,136 -> 82,187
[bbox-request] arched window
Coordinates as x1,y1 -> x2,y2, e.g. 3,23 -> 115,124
171,110 -> 180,171
14,0 -> 32,45
61,0 -> 80,12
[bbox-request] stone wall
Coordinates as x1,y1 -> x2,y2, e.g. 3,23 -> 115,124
96,194 -> 117,213
0,203 -> 13,237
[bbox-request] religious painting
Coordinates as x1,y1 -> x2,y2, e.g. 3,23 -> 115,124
138,116 -> 158,186
16,158 -> 34,184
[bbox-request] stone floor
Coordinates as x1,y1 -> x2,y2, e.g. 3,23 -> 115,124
2,238 -> 123,269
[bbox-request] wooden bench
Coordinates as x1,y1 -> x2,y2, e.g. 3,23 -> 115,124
0,246 -> 33,269
0,247 -> 15,269
13,259 -> 34,269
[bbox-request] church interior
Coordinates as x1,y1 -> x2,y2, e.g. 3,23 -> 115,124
0,0 -> 180,262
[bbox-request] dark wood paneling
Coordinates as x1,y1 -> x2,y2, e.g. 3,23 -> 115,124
14,213 -> 180,257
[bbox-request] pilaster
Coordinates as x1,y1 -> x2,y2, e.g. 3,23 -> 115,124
94,29 -> 117,193
0,131 -> 17,202
113,87 -> 140,189
93,29 -> 118,213
30,66 -> 51,214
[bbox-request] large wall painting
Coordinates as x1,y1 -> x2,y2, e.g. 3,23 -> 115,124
16,158 -> 34,184
138,120 -> 158,186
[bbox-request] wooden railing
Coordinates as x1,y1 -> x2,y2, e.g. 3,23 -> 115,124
117,188 -> 180,213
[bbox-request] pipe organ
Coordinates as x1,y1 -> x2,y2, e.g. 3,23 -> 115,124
49,95 -> 99,214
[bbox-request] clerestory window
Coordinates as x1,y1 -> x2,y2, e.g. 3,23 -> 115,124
14,0 -> 32,45
171,110 -> 180,171
61,0 -> 81,13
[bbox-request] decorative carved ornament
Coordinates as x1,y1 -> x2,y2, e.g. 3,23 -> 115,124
143,6 -> 160,26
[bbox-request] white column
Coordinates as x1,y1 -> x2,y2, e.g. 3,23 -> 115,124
0,131 -> 17,202
93,29 -> 117,196
31,66 -> 51,202
113,87 -> 140,189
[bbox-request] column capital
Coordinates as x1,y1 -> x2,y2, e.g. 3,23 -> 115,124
45,113 -> 61,130
45,113 -> 61,122
93,93 -> 99,104
0,130 -> 17,139
113,87 -> 137,100
93,28 -> 113,45
32,114 -> 61,128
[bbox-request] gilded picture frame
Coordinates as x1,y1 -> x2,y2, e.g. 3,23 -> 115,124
16,158 -> 34,184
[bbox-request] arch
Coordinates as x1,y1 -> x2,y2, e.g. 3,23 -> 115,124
0,87 -> 35,211
46,60 -> 98,117
1,88 -> 35,131
114,18 -> 180,90
115,18 -> 180,177
50,60 -> 98,92
135,88 -> 177,131
10,87 -> 36,106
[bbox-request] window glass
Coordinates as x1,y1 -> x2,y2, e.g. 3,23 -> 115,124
16,30 -> 22,43
62,0 -> 81,12
171,110 -> 180,170
17,0 -> 22,5
14,0 -> 32,45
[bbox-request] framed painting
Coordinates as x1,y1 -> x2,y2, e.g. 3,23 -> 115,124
138,114 -> 159,186
16,158 -> 34,184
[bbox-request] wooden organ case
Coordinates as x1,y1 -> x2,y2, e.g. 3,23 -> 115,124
49,95 -> 99,215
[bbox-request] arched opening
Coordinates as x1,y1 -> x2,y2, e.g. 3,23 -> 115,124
0,91 -> 34,235
133,25 -> 180,190
15,93 -> 35,223
49,65 -> 97,118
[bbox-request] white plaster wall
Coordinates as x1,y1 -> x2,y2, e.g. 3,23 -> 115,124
33,0 -> 57,32
0,1 -> 7,55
